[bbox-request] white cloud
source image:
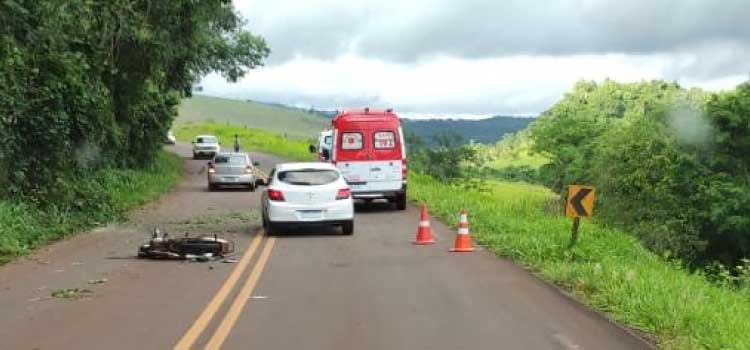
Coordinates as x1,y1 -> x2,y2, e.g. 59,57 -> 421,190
200,52 -> 745,115
210,0 -> 750,116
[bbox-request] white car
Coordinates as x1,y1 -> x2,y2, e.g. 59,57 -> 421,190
192,135 -> 220,159
261,162 -> 354,235
165,130 -> 176,144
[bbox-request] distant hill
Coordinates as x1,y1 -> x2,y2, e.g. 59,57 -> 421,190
177,95 -> 327,137
402,117 -> 534,144
177,95 -> 534,143
315,111 -> 535,144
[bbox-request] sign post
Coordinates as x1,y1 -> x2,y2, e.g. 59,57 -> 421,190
565,185 -> 596,247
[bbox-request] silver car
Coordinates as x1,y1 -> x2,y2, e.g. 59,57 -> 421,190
207,153 -> 260,191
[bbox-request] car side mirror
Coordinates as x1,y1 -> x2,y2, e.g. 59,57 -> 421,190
253,161 -> 260,166
309,144 -> 317,153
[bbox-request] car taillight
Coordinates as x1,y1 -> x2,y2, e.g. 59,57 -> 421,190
336,188 -> 351,200
401,160 -> 408,179
244,166 -> 253,174
267,189 -> 285,201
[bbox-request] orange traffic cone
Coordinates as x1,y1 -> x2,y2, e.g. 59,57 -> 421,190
450,209 -> 475,252
413,204 -> 436,245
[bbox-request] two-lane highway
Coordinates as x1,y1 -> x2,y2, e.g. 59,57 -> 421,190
0,144 -> 652,350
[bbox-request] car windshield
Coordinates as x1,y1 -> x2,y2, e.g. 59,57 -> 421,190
214,155 -> 247,165
196,137 -> 217,143
277,169 -> 339,186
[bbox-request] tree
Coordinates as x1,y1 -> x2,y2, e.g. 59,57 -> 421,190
0,0 -> 269,199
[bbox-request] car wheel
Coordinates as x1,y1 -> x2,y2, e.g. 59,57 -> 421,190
341,220 -> 354,235
395,193 -> 407,210
193,153 -> 198,160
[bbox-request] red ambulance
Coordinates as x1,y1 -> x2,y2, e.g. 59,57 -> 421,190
330,108 -> 407,210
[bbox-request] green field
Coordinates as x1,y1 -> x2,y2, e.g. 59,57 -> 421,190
177,95 -> 328,137
475,130 -> 549,170
174,123 -> 315,162
181,121 -> 750,350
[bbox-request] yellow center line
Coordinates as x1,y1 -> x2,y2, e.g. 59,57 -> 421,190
173,233 -> 264,350
204,236 -> 277,350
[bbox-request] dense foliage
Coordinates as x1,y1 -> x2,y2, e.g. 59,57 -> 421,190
531,79 -> 750,265
0,0 -> 269,201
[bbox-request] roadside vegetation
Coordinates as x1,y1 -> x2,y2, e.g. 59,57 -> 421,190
0,1 -> 267,262
409,173 -> 750,350
0,152 -> 181,264
530,80 -> 750,269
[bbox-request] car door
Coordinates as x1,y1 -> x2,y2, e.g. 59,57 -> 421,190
367,130 -> 402,191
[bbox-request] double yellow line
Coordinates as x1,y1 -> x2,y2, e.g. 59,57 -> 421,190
174,233 -> 276,350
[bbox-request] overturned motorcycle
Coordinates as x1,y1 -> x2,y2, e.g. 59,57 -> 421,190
137,229 -> 235,262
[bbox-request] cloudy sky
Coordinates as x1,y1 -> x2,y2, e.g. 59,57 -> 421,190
199,0 -> 750,118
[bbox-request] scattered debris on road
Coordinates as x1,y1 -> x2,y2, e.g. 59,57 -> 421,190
51,288 -> 93,300
88,278 -> 109,285
137,229 -> 234,261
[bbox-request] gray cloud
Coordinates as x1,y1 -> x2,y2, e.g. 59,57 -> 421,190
215,0 -> 750,115
240,0 -> 750,64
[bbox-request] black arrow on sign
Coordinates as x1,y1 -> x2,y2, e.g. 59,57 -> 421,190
571,188 -> 593,216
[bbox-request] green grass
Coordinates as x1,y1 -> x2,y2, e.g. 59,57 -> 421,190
174,123 -> 315,162
409,173 -> 750,350
474,130 -> 549,170
485,150 -> 549,169
0,151 -> 182,264
177,95 -> 328,137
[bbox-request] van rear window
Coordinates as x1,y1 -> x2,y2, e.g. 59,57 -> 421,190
341,132 -> 363,150
278,169 -> 339,185
374,131 -> 396,149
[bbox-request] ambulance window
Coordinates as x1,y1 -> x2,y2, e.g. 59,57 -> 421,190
374,131 -> 396,149
341,132 -> 363,150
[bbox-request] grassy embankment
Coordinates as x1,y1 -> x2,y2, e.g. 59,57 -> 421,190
0,152 -> 182,264
176,95 -> 328,138
174,123 -> 315,162
410,174 -> 749,350
176,122 -> 750,350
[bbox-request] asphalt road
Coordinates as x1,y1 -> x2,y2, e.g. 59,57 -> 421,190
0,144 -> 652,350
